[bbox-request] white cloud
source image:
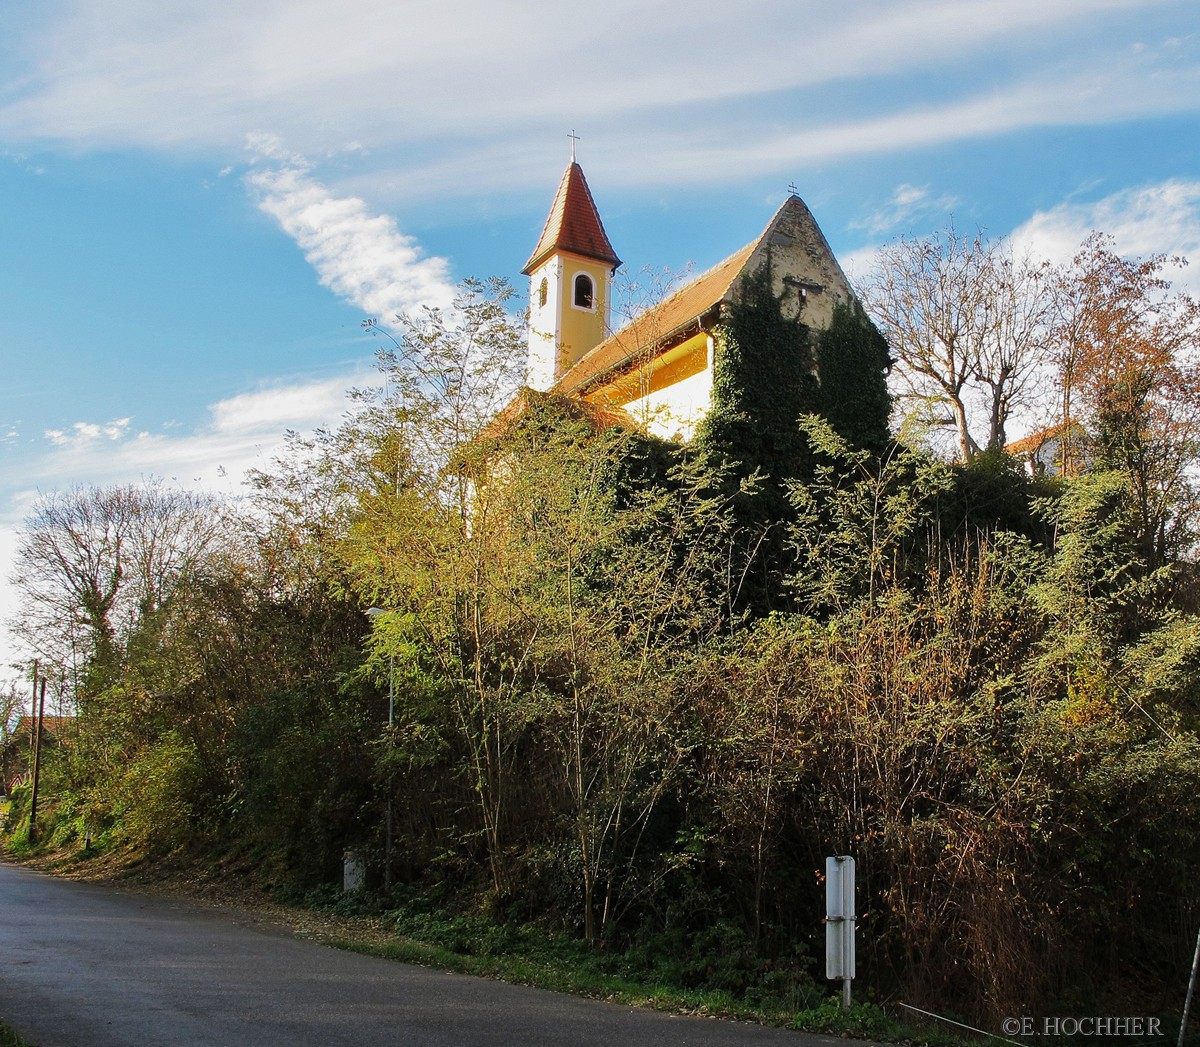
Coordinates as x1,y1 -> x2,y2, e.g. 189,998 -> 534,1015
44,417 -> 131,448
25,373 -> 366,495
0,369 -> 372,684
838,246 -> 883,287
852,183 -> 962,237
206,378 -> 358,439
1,0 -> 1193,190
1011,179 -> 1200,293
245,142 -> 457,320
842,179 -> 1200,291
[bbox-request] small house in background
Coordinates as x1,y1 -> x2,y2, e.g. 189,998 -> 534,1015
2,715 -> 73,795
1006,420 -> 1088,477
521,160 -> 865,442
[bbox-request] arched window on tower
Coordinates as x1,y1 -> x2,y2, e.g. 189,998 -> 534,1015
573,273 -> 594,310
538,277 -> 548,309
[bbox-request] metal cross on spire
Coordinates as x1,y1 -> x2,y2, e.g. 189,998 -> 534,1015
568,129 -> 580,162
788,181 -> 798,197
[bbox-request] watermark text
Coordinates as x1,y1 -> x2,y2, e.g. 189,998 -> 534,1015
1001,1016 -> 1163,1037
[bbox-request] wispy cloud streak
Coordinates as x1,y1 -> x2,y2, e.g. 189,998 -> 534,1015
2,0 -> 1194,189
1012,179 -> 1200,292
245,137 -> 457,321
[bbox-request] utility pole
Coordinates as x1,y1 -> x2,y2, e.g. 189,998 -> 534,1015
1180,923 -> 1200,1047
365,608 -> 396,890
28,663 -> 46,843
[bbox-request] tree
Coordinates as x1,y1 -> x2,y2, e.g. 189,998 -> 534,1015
362,275 -> 526,494
787,416 -> 954,613
1050,234 -> 1200,565
348,382 -> 733,931
509,423 -> 730,942
341,279 -> 533,894
342,273 -> 739,926
860,224 -> 1053,461
0,683 -> 26,796
10,482 -> 224,693
7,482 -> 235,848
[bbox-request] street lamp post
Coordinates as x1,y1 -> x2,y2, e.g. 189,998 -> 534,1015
365,608 -> 395,889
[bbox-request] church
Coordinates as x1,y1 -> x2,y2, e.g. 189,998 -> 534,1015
519,159 -> 868,443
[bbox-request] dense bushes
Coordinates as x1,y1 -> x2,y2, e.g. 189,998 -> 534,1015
8,275 -> 1200,1023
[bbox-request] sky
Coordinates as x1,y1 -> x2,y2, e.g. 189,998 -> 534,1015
2,0 -> 1200,683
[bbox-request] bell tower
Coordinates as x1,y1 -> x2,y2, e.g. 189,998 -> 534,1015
522,155 -> 621,390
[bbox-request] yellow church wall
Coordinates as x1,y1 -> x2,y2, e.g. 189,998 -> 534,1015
598,333 -> 708,402
526,251 -> 613,390
584,332 -> 714,442
557,252 -> 612,373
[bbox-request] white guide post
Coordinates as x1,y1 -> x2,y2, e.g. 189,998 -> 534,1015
825,855 -> 856,1010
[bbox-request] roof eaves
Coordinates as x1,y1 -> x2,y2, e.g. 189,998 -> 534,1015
560,304 -> 723,398
553,239 -> 760,397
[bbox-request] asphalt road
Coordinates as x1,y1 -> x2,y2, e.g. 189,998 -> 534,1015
0,862 -> 843,1047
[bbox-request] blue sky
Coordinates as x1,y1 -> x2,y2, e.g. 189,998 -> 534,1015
2,0 -> 1200,674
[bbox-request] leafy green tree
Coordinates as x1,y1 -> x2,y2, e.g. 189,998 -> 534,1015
492,412 -> 730,941
348,382 -> 733,933
9,482 -> 232,847
1,684 -> 27,797
787,416 -> 953,612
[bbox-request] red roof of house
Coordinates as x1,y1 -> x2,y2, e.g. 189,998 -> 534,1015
522,162 -> 621,275
1005,419 -> 1082,455
10,715 -> 74,742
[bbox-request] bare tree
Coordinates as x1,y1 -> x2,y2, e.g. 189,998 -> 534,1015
974,246 -> 1055,451
860,224 -> 1053,460
9,482 -> 224,690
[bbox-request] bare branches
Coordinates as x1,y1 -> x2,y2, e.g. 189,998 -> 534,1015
10,482 -> 224,684
859,225 -> 1054,461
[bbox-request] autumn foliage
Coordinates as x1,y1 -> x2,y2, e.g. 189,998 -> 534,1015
7,254 -> 1200,1023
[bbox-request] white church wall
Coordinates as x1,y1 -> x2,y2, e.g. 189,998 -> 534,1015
620,365 -> 713,442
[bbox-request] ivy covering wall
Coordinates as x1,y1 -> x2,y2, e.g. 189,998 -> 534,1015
696,258 -> 892,612
815,298 -> 892,453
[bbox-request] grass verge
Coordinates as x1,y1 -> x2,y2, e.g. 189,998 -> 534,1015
296,887 -> 911,1042
0,1020 -> 34,1047
2,839 -> 933,1045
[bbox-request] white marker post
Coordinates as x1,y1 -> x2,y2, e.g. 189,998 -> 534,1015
825,855 -> 856,1010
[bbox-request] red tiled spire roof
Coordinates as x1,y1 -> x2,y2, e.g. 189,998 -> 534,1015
522,162 -> 621,275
